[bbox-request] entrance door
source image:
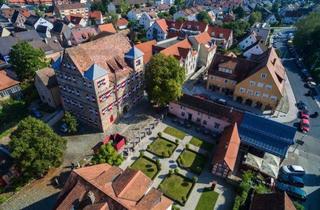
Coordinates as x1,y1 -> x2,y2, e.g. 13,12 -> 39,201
188,113 -> 192,121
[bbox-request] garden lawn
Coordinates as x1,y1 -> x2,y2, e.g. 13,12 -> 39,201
190,137 -> 214,151
159,174 -> 194,205
147,137 -> 177,158
163,126 -> 186,139
131,156 -> 159,179
195,188 -> 219,210
178,149 -> 206,174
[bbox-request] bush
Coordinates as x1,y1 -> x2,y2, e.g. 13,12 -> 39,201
181,196 -> 187,203
172,205 -> 180,210
158,132 -> 163,137
185,144 -> 189,149
169,169 -> 174,175
195,166 -> 202,174
139,151 -> 144,157
179,157 -> 184,165
147,145 -> 150,150
192,176 -> 198,183
161,151 -> 165,157
174,168 -> 179,174
175,139 -> 179,144
232,195 -> 242,210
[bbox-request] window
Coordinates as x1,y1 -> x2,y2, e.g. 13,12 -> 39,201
181,112 -> 185,116
249,81 -> 256,86
247,89 -> 254,96
203,120 -> 207,125
262,93 -> 269,98
257,82 -> 264,88
136,59 -> 141,66
214,123 -> 220,129
255,91 -> 261,97
261,73 -> 267,79
265,84 -> 272,90
270,96 -> 277,101
240,87 -> 246,93
224,79 -> 228,84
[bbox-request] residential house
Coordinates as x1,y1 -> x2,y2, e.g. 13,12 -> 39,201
107,0 -> 149,13
212,123 -> 240,178
155,0 -> 174,5
65,14 -> 88,28
146,19 -> 168,41
169,94 -> 295,159
97,23 -> 117,34
54,3 -> 89,19
188,32 -> 217,68
10,10 -> 27,29
55,34 -> 144,131
156,38 -> 198,77
116,18 -> 128,30
173,6 -> 204,21
249,191 -> 297,210
55,164 -> 173,210
89,11 -> 103,25
243,41 -> 268,58
35,67 -> 61,108
207,47 -> 285,111
251,22 -> 270,45
51,20 -> 72,47
139,12 -> 157,30
70,26 -> 98,46
0,70 -> 21,100
210,0 -> 243,10
207,25 -> 233,49
8,0 -> 52,4
24,15 -> 54,38
238,31 -> 258,50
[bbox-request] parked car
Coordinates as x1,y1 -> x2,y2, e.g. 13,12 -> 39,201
276,182 -> 306,201
280,165 -> 306,176
215,98 -> 227,105
296,101 -> 307,110
300,119 -> 310,133
31,107 -> 42,118
299,110 -> 309,119
307,81 -> 317,89
278,173 -> 304,188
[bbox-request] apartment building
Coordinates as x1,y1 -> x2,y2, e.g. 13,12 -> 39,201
54,3 -> 89,19
207,47 -> 286,111
55,34 -> 144,132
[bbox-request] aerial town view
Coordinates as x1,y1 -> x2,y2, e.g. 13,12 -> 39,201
0,0 -> 319,209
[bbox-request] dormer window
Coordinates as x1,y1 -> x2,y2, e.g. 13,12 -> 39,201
219,67 -> 232,74
261,73 -> 267,79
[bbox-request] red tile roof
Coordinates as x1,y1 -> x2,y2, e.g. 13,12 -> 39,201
212,123 -> 240,172
155,19 -> 168,32
194,32 -> 212,44
0,70 -> 20,91
89,11 -> 102,20
160,39 -> 194,60
207,25 -> 232,40
250,191 -> 296,210
98,23 -> 117,34
116,18 -> 129,27
181,20 -> 208,33
135,40 -> 157,64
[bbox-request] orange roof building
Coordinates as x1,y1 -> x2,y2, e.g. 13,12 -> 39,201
116,18 -> 129,29
55,164 -> 173,210
97,23 -> 117,34
249,191 -> 297,210
135,40 -> 157,64
212,123 -> 240,178
0,70 -> 21,99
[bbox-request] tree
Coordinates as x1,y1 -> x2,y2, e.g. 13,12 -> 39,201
91,1 -> 107,14
233,6 -> 245,18
62,111 -> 78,133
174,0 -> 184,10
169,6 -> 177,16
249,11 -> 262,25
9,42 -> 48,81
9,117 -> 66,180
223,20 -> 250,38
196,11 -> 212,24
92,143 -> 124,166
117,0 -> 130,15
145,54 -> 185,106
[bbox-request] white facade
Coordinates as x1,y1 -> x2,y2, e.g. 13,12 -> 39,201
139,12 -> 156,30
155,0 -> 174,5
107,3 -> 116,13
146,22 -> 167,41
243,43 -> 266,58
238,33 -> 257,50
127,9 -> 142,21
173,11 -> 197,21
183,49 -> 198,77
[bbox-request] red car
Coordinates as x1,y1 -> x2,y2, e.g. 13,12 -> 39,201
299,110 -> 309,119
300,119 -> 310,133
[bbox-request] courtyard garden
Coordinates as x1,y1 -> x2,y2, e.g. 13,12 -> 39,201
189,137 -> 214,152
195,187 -> 219,210
159,172 -> 195,205
147,137 -> 177,158
177,149 -> 206,174
130,155 -> 160,179
163,126 -> 186,139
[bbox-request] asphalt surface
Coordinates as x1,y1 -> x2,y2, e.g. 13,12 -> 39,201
273,29 -> 320,138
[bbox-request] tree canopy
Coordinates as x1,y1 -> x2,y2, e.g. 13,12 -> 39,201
9,117 -> 66,180
233,6 -> 245,18
117,0 -> 130,15
92,143 -> 124,166
249,11 -> 262,25
145,54 -> 185,107
223,20 -> 250,39
9,42 -> 48,81
169,6 -> 177,16
196,11 -> 212,24
294,12 -> 320,82
62,111 -> 78,133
